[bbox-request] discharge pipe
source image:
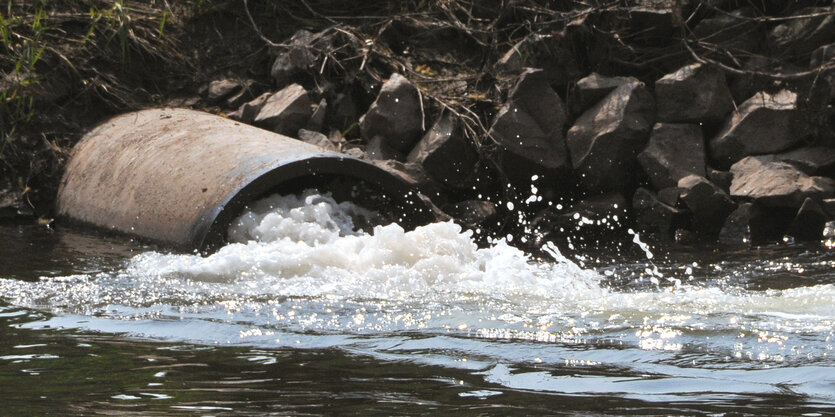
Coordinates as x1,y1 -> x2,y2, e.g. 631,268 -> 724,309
56,108 -> 435,251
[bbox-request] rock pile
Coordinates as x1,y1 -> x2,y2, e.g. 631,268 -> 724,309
198,1 -> 835,250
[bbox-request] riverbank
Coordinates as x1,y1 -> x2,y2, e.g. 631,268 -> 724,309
2,0 -> 834,251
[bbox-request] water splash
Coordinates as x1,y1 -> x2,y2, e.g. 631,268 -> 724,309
0,191 -> 833,366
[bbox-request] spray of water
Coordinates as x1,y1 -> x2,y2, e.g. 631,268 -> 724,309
0,190 -> 833,366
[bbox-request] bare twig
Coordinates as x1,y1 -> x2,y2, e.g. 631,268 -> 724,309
242,0 -> 283,48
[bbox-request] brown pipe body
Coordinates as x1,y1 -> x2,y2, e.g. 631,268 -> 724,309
57,108 -> 434,250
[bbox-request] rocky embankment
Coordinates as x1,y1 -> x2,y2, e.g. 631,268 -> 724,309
3,1 -> 835,250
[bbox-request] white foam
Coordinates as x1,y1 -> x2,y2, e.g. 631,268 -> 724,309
1,191 -> 834,359
127,191 -> 604,302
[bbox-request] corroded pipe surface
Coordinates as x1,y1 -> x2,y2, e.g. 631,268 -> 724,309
57,108 -> 434,250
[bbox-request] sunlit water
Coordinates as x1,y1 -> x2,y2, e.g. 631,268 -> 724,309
1,190 -> 834,415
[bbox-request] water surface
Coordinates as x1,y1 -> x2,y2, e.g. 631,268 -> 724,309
1,192 -> 833,415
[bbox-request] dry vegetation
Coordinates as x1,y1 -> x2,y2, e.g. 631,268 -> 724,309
1,0 -> 832,217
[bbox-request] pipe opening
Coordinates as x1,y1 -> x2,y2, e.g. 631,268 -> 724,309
199,170 -> 433,252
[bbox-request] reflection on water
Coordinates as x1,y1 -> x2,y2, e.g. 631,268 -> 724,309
1,192 -> 834,415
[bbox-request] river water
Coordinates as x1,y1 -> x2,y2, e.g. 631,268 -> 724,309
1,191 -> 833,415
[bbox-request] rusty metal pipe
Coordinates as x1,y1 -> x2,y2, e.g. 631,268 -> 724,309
56,108 -> 434,250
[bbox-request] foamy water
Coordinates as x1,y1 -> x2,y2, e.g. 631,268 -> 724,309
1,191 -> 834,404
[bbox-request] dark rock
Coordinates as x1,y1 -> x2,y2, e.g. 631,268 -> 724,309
674,228 -> 697,244
729,156 -> 835,208
306,98 -> 327,132
444,200 -> 498,229
365,136 -> 404,161
709,90 -> 801,168
327,93 -> 360,133
693,7 -> 761,54
768,6 -> 835,58
488,68 -> 570,180
626,7 -> 676,41
708,168 -> 733,193
823,198 -> 835,217
655,63 -> 734,124
0,186 -> 25,219
775,146 -> 835,176
271,29 -> 316,88
811,43 -> 835,99
567,80 -> 656,192
728,57 -> 803,104
206,79 -> 242,103
254,84 -> 313,136
531,193 -> 628,246
810,42 -> 835,68
407,112 -> 478,188
297,129 -> 337,151
371,159 -> 438,196
225,80 -> 264,109
359,73 -> 424,152
495,36 -> 580,86
571,193 -> 629,223
657,186 -> 684,208
569,73 -> 638,115
632,187 -> 687,240
228,92 -> 271,124
678,174 -> 737,236
637,123 -> 706,190
719,202 -> 771,246
786,197 -> 828,241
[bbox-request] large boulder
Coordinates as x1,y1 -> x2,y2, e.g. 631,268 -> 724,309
407,112 -> 478,188
692,7 -> 762,54
359,73 -> 424,152
729,156 -> 835,208
253,84 -> 313,136
568,73 -> 638,115
225,80 -> 265,109
229,92 -> 271,124
718,202 -> 772,247
632,187 -> 687,240
786,197 -> 828,241
365,136 -> 404,161
270,29 -> 316,88
569,193 -> 629,224
494,36 -> 580,86
707,168 -> 733,193
531,193 -> 629,245
637,123 -> 706,190
444,200 -> 498,230
567,80 -> 656,192
709,90 -> 800,168
326,92 -> 360,133
768,6 -> 835,58
206,79 -> 242,103
297,129 -> 338,152
811,43 -> 835,99
678,175 -> 736,236
488,68 -> 570,180
654,63 -> 734,125
775,146 -> 835,177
